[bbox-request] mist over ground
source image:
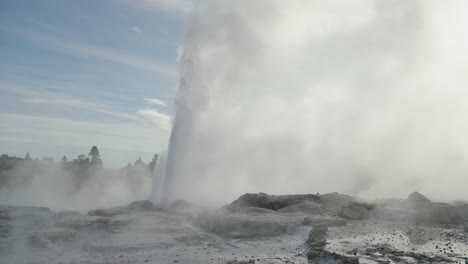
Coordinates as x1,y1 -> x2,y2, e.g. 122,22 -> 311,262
0,150 -> 157,211
161,0 -> 468,206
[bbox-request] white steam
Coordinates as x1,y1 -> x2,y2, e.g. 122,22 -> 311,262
0,163 -> 152,211
162,0 -> 468,206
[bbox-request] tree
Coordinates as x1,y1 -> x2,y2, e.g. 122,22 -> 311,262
72,154 -> 90,190
134,156 -> 144,166
60,155 -> 70,170
88,146 -> 103,168
24,152 -> 31,161
149,154 -> 159,171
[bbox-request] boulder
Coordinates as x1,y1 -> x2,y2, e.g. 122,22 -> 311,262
408,192 -> 432,204
339,203 -> 374,220
306,224 -> 328,246
318,193 -> 356,215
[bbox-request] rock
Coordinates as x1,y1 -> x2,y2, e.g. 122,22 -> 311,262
0,208 -> 11,239
128,200 -> 157,211
28,227 -> 77,248
362,244 -> 454,263
227,192 -> 369,217
169,200 -> 191,209
370,208 -> 414,223
318,193 -> 357,215
229,193 -> 320,211
451,200 -> 468,206
226,206 -> 276,214
88,200 -> 157,217
302,216 -> 347,227
44,228 -> 77,243
408,192 -> 432,204
414,203 -> 467,225
277,201 -> 323,214
28,234 -> 51,249
55,213 -> 126,232
194,209 -> 301,238
225,260 -> 256,264
306,224 -> 358,263
1,205 -> 53,237
307,250 -> 359,264
87,208 -> 121,217
339,203 -> 374,220
306,224 -> 328,246
395,192 -> 468,226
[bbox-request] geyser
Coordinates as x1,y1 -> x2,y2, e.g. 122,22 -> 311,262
161,0 -> 468,206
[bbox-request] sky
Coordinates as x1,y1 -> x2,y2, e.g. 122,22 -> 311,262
0,0 -> 193,167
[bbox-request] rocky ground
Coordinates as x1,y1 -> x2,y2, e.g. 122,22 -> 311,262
1,192 -> 467,263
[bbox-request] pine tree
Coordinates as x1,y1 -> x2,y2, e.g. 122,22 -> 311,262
88,146 -> 103,168
134,156 -> 144,166
24,152 -> 31,161
149,154 -> 159,171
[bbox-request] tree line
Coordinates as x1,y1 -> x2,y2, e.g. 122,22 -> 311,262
0,146 -> 159,191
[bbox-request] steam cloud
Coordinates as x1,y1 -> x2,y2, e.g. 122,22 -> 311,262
161,0 -> 468,206
1,161 -> 152,211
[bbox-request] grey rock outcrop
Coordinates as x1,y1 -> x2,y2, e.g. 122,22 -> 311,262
339,203 -> 374,220
88,200 -> 158,217
401,192 -> 468,225
229,193 -> 320,211
195,192 -> 376,238
194,208 -> 301,238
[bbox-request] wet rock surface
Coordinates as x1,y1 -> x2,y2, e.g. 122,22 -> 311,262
1,192 -> 468,263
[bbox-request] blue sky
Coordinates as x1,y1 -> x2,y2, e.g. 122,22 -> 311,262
0,0 -> 192,167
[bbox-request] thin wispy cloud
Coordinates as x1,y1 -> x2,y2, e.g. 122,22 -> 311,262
3,28 -> 177,78
0,82 -> 46,97
131,26 -> 143,35
24,96 -> 139,121
0,81 -> 138,121
144,97 -> 168,107
0,113 -> 169,153
124,0 -> 194,15
138,109 -> 171,130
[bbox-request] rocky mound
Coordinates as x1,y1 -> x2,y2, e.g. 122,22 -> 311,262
88,200 -> 158,217
408,192 -> 432,204
401,193 -> 468,225
195,192 -> 376,238
228,193 -> 321,211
